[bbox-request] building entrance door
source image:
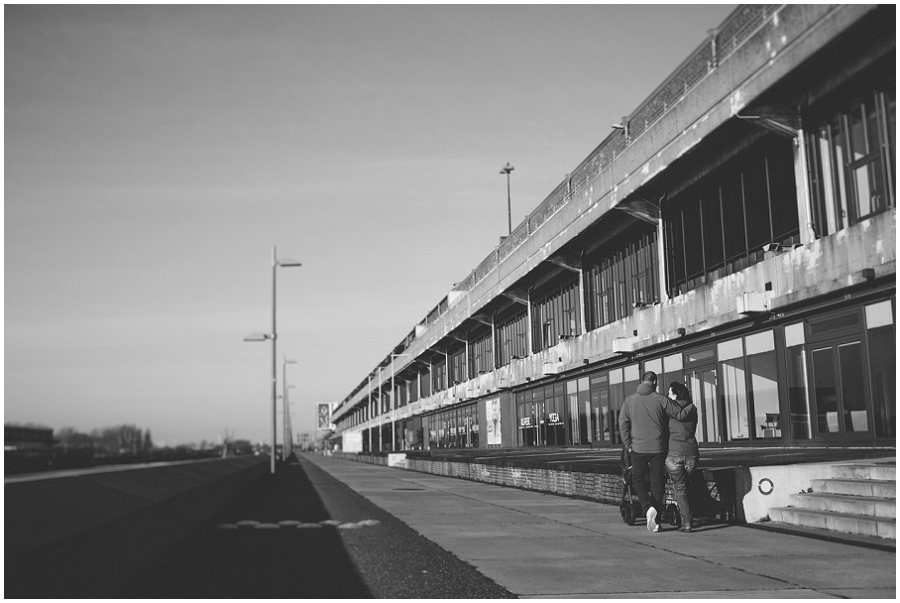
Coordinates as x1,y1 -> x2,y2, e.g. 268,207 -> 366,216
689,368 -> 721,443
811,340 -> 870,435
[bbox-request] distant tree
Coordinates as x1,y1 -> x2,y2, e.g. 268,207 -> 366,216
142,428 -> 153,453
56,427 -> 94,450
220,429 -> 236,459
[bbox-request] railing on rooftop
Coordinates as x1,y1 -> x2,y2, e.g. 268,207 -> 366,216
338,5 -> 788,415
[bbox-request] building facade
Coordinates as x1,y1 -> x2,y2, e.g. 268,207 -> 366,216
332,5 -> 895,453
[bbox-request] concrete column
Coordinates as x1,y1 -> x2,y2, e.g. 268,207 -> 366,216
793,130 -> 817,245
656,219 -> 669,302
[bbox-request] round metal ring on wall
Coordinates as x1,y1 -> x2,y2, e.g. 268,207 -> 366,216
758,478 -> 774,495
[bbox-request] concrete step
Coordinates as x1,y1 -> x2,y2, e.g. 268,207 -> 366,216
833,462 -> 896,482
768,507 -> 896,540
811,477 -> 896,498
788,492 -> 896,519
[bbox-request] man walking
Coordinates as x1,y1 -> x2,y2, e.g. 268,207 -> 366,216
619,371 -> 671,532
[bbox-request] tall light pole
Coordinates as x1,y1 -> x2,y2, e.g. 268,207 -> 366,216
244,246 -> 301,474
390,353 -> 412,451
500,162 -> 514,235
283,355 -> 297,461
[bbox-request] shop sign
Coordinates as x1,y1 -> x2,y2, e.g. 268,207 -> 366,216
520,416 -> 532,427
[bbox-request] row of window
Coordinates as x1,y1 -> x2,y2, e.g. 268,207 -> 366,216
514,299 -> 894,448
338,81 -> 895,434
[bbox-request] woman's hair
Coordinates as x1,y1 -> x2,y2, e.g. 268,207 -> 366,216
669,381 -> 691,401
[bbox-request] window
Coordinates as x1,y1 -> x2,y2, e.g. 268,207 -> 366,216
608,368 -> 625,445
470,332 -> 493,375
450,347 -> 467,385
719,338 -> 750,441
807,88 -> 895,235
866,301 -> 895,438
746,332 -> 781,440
532,280 -> 581,351
497,312 -> 528,365
589,373 -> 609,443
665,135 -> 799,295
785,322 -> 812,440
431,358 -> 446,393
585,228 -> 659,329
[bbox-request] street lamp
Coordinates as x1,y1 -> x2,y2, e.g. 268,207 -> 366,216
390,353 -> 412,451
500,162 -> 514,235
283,356 -> 297,462
244,246 -> 302,474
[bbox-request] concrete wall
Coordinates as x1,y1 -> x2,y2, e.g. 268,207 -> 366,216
5,456 -> 269,597
337,452 -> 736,523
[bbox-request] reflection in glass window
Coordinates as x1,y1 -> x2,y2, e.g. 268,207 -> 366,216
867,301 -> 895,438
749,350 -> 780,439
839,342 -> 867,432
721,357 -> 750,440
786,345 -> 812,440
813,347 -> 838,433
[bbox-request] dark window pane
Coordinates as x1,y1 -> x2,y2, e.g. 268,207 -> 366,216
744,152 -> 772,250
869,324 -> 896,438
722,172 -> 747,260
808,312 -> 860,337
813,347 -> 838,433
786,347 -> 812,440
768,140 -> 800,242
839,342 -> 867,432
683,196 -> 704,278
701,185 -> 724,271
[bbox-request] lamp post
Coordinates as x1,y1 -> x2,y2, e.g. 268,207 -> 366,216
244,246 -> 301,474
283,355 -> 297,461
390,353 -> 412,451
500,162 -> 514,235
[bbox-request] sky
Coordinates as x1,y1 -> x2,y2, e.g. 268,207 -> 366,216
5,3 -> 736,447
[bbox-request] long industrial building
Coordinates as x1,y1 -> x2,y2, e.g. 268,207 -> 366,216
331,4 -> 895,455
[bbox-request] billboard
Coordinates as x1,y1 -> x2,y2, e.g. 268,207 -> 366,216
317,403 -> 332,430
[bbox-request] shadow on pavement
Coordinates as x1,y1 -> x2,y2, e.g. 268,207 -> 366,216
122,463 -> 372,598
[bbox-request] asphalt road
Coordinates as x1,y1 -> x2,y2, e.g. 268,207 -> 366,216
122,456 -> 515,598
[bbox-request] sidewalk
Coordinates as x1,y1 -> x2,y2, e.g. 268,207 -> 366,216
304,453 -> 895,599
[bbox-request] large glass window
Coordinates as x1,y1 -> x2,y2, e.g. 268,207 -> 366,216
746,332 -> 781,440
785,322 -> 812,440
665,134 -> 799,296
589,373 -> 609,443
531,280 -> 581,351
470,332 -> 494,375
608,368 -> 625,444
807,86 -> 895,236
585,227 -> 659,330
496,312 -> 528,366
866,301 -> 895,438
719,338 -> 750,441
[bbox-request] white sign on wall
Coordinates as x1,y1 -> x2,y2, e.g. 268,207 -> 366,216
486,397 -> 502,446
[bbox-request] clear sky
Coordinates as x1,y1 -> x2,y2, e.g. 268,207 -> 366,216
5,4 -> 736,447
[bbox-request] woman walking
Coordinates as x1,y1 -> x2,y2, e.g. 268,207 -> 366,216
666,382 -> 698,532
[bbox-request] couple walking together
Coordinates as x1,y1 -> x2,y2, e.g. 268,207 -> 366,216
618,371 -> 698,533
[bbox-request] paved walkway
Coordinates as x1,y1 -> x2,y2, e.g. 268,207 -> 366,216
304,453 -> 895,599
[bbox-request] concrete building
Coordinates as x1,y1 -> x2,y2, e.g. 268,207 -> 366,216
332,5 -> 895,455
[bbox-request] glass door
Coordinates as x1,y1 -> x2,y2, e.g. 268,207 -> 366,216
689,369 -> 721,443
811,340 -> 870,435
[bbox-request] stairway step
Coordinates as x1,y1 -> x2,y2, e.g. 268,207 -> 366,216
811,478 -> 896,498
789,492 -> 896,519
833,462 -> 896,482
769,507 -> 895,540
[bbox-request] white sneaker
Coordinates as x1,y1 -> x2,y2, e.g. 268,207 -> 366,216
646,507 -> 658,532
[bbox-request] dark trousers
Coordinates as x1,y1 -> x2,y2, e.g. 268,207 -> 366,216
631,450 -> 666,518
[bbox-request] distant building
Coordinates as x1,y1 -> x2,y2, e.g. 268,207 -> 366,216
332,5 -> 895,453
4,425 -> 55,451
